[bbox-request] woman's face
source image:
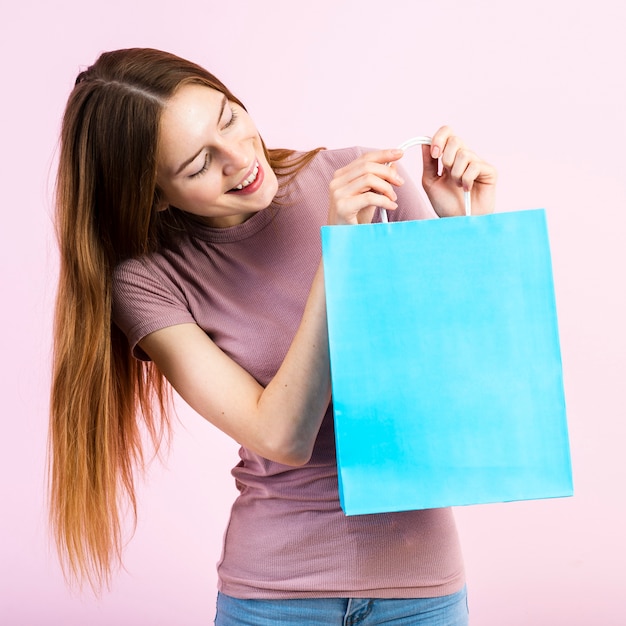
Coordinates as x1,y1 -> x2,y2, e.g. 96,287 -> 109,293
156,84 -> 279,227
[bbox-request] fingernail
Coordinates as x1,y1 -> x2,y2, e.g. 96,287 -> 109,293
431,146 -> 440,158
391,149 -> 404,156
395,175 -> 404,184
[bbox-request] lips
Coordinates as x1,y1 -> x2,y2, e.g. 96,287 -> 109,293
228,160 -> 264,195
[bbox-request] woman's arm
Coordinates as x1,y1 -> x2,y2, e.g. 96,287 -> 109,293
141,149 -> 403,466
139,264 -> 330,466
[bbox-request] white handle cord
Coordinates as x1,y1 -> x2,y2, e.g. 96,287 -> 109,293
380,136 -> 472,223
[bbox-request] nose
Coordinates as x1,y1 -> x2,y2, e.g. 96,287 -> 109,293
218,140 -> 250,176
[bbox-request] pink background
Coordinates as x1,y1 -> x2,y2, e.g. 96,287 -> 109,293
1,1 -> 625,624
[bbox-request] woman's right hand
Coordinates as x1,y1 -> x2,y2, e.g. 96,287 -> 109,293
328,149 -> 406,225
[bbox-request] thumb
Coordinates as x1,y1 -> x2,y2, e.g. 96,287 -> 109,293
421,144 -> 439,184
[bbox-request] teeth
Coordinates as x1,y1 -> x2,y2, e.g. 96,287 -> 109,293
233,163 -> 259,191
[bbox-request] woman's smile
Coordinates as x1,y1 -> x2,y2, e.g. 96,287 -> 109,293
227,160 -> 263,194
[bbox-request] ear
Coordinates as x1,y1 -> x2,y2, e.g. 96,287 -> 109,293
153,189 -> 170,212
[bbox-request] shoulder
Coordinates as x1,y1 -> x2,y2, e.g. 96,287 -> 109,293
112,251 -> 190,321
309,146 -> 371,170
113,249 -> 194,308
113,253 -> 165,289
289,146 -> 371,185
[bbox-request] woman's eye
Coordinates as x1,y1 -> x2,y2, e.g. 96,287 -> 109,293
222,105 -> 238,129
190,154 -> 209,179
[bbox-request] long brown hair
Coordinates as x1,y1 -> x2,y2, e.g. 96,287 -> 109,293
49,47 -> 322,590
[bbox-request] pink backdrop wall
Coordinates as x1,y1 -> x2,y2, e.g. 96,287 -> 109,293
1,1 -> 625,624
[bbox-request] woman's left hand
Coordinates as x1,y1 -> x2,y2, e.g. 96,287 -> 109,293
421,126 -> 497,217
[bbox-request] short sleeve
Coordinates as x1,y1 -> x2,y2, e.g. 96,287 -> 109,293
112,256 -> 195,360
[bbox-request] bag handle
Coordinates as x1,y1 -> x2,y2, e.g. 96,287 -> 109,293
380,136 -> 472,223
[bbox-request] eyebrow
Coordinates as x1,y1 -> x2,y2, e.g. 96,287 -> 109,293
174,95 -> 228,176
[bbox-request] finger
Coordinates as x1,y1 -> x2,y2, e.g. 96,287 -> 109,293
334,149 -> 404,179
421,143 -> 439,183
448,148 -> 475,187
374,148 -> 404,165
460,160 -> 482,192
363,161 -> 405,186
430,125 -> 454,159
440,135 -> 465,172
331,166 -> 403,198
331,192 -> 398,225
330,158 -> 405,197
333,171 -> 399,204
362,150 -> 404,180
357,190 -> 398,211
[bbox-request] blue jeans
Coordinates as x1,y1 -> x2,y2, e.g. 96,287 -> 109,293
214,586 -> 468,625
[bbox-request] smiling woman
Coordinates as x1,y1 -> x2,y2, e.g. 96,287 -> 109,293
49,47 -> 496,625
155,84 -> 279,227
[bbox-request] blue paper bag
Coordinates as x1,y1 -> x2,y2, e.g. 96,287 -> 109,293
321,209 -> 573,515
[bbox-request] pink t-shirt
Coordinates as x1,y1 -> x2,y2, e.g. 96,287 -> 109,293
112,147 -> 464,599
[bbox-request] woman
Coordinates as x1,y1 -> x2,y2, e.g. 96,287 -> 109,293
50,47 -> 496,625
